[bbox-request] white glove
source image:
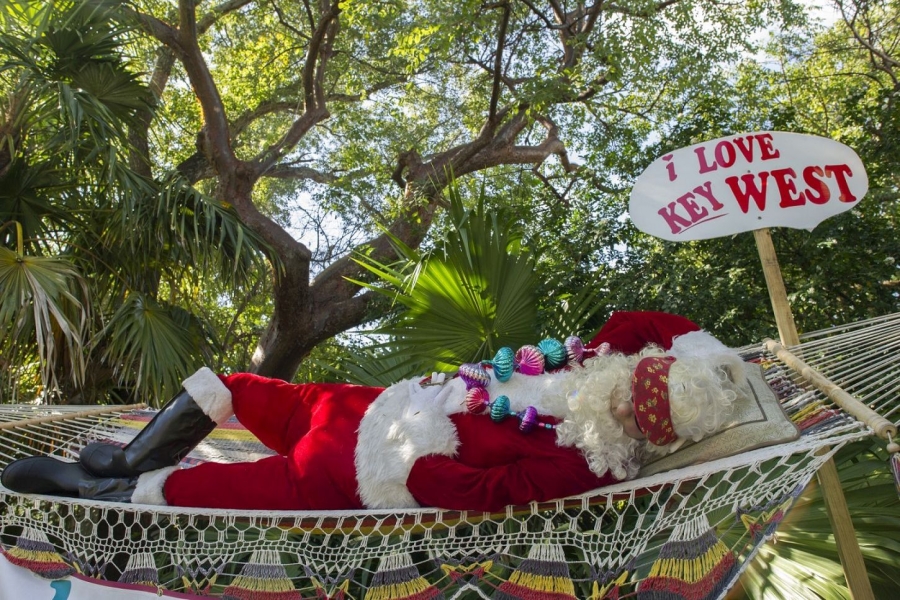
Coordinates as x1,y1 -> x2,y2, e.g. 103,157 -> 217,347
407,379 -> 454,416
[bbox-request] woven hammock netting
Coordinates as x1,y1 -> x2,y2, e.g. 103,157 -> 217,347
1,313 -> 899,599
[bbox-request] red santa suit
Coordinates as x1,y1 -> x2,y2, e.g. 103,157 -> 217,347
160,311 -> 700,512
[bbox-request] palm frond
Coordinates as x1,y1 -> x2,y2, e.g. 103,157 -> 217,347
312,341 -> 429,387
0,226 -> 88,396
538,275 -> 610,342
732,441 -> 900,599
0,157 -> 75,248
97,292 -> 209,405
353,184 -> 540,374
0,0 -> 150,151
158,175 -> 273,284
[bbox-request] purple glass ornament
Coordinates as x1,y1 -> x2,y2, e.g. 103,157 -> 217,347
519,406 -> 538,433
465,387 -> 491,414
459,362 -> 490,389
515,345 -> 545,375
564,335 -> 585,366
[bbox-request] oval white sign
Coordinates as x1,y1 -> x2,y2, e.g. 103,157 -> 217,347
629,131 -> 868,241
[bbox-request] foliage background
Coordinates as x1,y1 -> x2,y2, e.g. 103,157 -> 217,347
1,0 -> 899,598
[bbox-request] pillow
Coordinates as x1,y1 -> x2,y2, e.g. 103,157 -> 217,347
638,363 -> 800,477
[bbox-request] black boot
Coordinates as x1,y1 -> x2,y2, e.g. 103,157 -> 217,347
80,389 -> 218,478
1,456 -> 137,503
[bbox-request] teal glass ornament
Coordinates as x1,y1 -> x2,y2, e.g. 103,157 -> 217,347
492,347 -> 515,382
490,395 -> 511,422
538,338 -> 567,370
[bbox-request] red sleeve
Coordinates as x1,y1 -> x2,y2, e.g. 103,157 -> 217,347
587,311 -> 701,354
406,452 -> 617,512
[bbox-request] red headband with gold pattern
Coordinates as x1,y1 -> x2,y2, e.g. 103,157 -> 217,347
631,356 -> 677,446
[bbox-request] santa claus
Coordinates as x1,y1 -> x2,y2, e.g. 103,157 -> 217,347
1,312 -> 746,512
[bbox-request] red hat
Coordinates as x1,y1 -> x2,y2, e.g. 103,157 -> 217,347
631,356 -> 678,446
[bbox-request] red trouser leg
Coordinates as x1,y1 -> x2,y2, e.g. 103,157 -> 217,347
163,455 -> 306,510
220,374 -> 383,456
156,373 -> 311,508
220,373 -> 323,455
165,375 -> 383,510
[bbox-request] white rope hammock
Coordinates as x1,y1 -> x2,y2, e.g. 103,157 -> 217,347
1,314 -> 897,599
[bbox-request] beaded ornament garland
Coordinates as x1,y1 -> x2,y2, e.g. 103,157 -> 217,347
458,337 -> 612,433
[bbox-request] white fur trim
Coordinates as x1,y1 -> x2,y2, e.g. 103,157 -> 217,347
182,367 -> 233,425
355,379 -> 460,509
131,466 -> 178,505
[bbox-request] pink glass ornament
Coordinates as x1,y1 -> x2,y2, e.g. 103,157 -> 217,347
515,345 -> 545,375
465,387 -> 491,414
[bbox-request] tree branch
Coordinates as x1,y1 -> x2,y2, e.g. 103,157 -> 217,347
119,6 -> 181,48
231,101 -> 302,137
837,0 -> 900,85
518,0 -> 567,30
308,183 -> 441,335
128,46 -> 176,176
453,113 -> 578,176
264,164 -> 339,183
198,0 -> 255,31
311,290 -> 383,342
177,0 -> 237,174
304,1 -> 340,109
463,55 -> 522,92
563,1 -> 605,69
488,3 -> 511,125
605,0 -> 682,17
253,1 -> 340,175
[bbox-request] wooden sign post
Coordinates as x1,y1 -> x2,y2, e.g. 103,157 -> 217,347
630,131 -> 874,599
753,228 -> 873,600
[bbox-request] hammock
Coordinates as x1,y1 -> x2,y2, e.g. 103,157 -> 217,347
1,314 -> 898,600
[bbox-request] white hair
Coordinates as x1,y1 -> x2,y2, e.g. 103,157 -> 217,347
548,345 -> 743,481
